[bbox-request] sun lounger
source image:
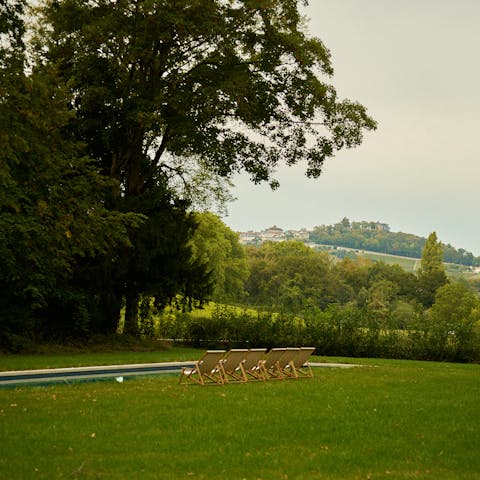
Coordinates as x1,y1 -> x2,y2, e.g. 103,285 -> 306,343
179,350 -> 226,385
275,347 -> 301,378
241,348 -> 267,381
260,347 -> 289,379
220,349 -> 249,383
287,347 -> 315,378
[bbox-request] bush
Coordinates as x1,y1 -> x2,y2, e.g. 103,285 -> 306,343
157,302 -> 480,362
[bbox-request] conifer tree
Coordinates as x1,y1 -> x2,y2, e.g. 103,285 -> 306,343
417,232 -> 448,307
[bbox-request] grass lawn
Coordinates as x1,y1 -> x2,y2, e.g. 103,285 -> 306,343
0,345 -> 201,372
1,352 -> 479,479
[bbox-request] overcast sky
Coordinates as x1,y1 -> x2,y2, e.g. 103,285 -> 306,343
222,0 -> 480,256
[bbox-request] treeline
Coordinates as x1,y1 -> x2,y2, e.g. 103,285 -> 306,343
241,237 -> 470,314
310,218 -> 479,266
157,237 -> 480,363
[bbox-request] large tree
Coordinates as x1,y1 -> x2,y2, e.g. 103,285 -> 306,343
245,241 -> 334,312
0,0 -> 142,345
36,0 -> 376,186
428,282 -> 480,361
189,212 -> 249,304
33,0 -> 376,329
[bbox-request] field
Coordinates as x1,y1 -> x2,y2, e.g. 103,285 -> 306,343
1,350 -> 479,479
323,245 -> 478,279
358,252 -> 418,272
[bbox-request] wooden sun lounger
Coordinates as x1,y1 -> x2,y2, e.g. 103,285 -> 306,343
288,347 -> 315,378
276,347 -> 302,378
241,348 -> 267,381
220,349 -> 249,383
260,347 -> 289,380
179,350 -> 226,385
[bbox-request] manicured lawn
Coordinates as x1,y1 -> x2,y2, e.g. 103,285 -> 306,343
0,346 -> 201,372
1,356 -> 479,479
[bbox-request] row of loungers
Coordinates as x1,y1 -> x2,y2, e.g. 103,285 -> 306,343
179,347 -> 315,386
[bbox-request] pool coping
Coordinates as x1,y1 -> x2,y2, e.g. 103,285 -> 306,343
0,361 -> 361,386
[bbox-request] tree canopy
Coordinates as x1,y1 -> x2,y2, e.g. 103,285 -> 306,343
0,0 -> 142,346
190,212 -> 249,304
243,242 -> 423,316
36,0 -> 376,192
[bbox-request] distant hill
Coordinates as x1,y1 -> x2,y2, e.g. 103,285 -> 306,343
309,218 -> 479,267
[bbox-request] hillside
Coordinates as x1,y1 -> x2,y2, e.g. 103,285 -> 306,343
309,218 -> 480,267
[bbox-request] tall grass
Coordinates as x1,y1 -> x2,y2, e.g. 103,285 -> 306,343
1,359 -> 479,479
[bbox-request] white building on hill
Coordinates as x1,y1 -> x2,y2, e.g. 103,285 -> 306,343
238,226 -> 311,245
260,225 -> 285,242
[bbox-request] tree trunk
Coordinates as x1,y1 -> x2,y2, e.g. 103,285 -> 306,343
124,289 -> 140,336
96,290 -> 123,334
122,152 -> 144,337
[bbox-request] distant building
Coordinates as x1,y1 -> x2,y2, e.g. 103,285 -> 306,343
375,222 -> 390,232
238,225 -> 312,245
238,225 -> 288,245
260,225 -> 285,242
355,221 -> 390,232
238,231 -> 261,245
238,221 -> 391,246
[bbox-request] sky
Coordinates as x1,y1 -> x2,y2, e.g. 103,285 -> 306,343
222,0 -> 480,256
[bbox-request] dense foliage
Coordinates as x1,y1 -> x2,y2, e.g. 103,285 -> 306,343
0,0 -> 143,348
310,218 -> 479,266
244,241 -> 422,313
1,1 -> 376,347
157,238 -> 480,362
190,212 -> 250,305
159,301 -> 480,362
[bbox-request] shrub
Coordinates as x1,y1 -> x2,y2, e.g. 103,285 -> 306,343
157,301 -> 480,362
